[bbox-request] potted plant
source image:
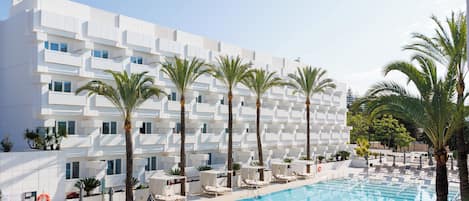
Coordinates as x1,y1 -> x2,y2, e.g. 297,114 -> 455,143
338,151 -> 350,160
232,163 -> 242,187
283,158 -> 293,163
0,136 -> 13,152
74,177 -> 101,196
169,168 -> 181,175
317,155 -> 325,164
197,165 -> 212,171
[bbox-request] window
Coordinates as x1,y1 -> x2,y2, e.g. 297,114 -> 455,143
140,122 -> 152,134
131,56 -> 143,64
246,128 -> 249,133
196,95 -> 203,103
241,101 -> 244,106
102,121 -> 117,134
201,123 -> 207,133
92,49 -> 109,59
220,97 -> 224,105
57,120 -> 76,135
168,92 -> 177,101
225,128 -> 229,133
173,122 -> 181,134
145,156 -> 157,171
66,161 -> 79,179
49,81 -> 72,93
45,41 -> 68,52
106,159 -> 122,175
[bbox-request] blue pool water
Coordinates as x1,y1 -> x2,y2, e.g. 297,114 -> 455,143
239,178 -> 459,201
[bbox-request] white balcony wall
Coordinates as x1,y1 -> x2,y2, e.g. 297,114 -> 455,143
48,92 -> 87,106
90,57 -> 123,71
86,22 -> 119,43
240,107 -> 256,116
99,134 -> 125,146
44,50 -> 82,67
156,38 -> 184,55
186,45 -> 209,61
200,133 -> 221,143
129,63 -> 156,77
105,174 -> 125,188
125,30 -> 154,49
195,103 -> 213,113
138,134 -> 167,145
61,135 -> 92,148
39,11 -> 80,34
139,99 -> 161,110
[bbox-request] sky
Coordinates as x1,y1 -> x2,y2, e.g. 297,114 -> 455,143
0,0 -> 465,95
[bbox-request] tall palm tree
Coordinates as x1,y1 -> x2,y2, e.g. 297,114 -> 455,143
160,57 -> 209,195
287,66 -> 335,173
76,70 -> 165,201
404,12 -> 469,199
241,69 -> 286,181
210,55 -> 251,188
359,55 -> 457,201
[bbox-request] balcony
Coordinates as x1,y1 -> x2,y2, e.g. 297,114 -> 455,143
332,132 -> 341,139
200,133 -> 222,143
125,30 -> 154,50
65,179 -> 80,193
91,57 -> 123,72
264,133 -> 279,142
157,38 -> 184,55
194,103 -> 214,113
130,63 -> 156,77
280,133 -> 294,141
315,112 -> 326,122
138,99 -> 161,110
186,45 -> 210,61
99,134 -> 125,146
172,134 -> 196,144
276,109 -> 289,119
48,92 -> 87,106
291,110 -> 303,119
240,106 -> 255,116
195,74 -> 212,84
311,133 -> 320,140
233,132 -> 244,142
61,135 -> 92,148
246,133 -> 257,142
39,11 -> 79,35
105,174 -> 126,188
327,114 -> 336,122
295,133 -> 306,140
261,108 -> 274,117
44,50 -> 82,67
95,95 -> 114,108
86,22 -> 119,43
320,133 -> 330,140
138,134 -> 167,145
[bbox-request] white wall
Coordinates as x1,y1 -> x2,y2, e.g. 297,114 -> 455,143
0,151 -> 66,201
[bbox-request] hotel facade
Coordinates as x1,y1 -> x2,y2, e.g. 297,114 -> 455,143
0,0 -> 351,199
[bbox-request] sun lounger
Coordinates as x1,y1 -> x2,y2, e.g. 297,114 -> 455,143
201,185 -> 232,197
273,174 -> 297,183
293,171 -> 314,179
149,194 -> 186,201
242,178 -> 269,188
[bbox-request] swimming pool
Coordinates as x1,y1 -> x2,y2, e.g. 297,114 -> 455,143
239,178 -> 459,201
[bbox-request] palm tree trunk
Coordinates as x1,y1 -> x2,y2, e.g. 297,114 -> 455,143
180,96 -> 186,196
124,117 -> 134,201
456,77 -> 469,200
256,98 -> 264,181
306,98 -> 311,173
227,91 -> 233,188
434,148 -> 449,201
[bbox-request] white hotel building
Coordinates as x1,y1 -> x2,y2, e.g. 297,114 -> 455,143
0,0 -> 351,199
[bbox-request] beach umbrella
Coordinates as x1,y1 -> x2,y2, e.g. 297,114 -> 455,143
392,155 -> 396,167
108,187 -> 114,201
79,182 -> 84,201
419,155 -> 422,170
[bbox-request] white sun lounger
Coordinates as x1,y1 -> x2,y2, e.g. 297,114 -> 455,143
293,171 -> 314,179
201,185 -> 232,197
150,194 -> 186,201
273,174 -> 297,183
242,178 -> 270,188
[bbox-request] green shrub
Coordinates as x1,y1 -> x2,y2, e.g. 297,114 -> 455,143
232,163 -> 241,171
0,136 -> 13,152
283,158 -> 293,163
338,151 -> 350,160
317,155 -> 325,163
74,177 -> 101,196
169,168 -> 181,175
198,165 -> 212,171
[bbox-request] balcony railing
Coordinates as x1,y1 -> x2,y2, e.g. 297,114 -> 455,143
91,57 -> 123,72
61,135 -> 92,148
48,92 -> 87,106
44,50 -> 82,67
138,134 -> 168,145
105,174 -> 125,188
99,134 -> 125,146
39,11 -> 79,34
130,63 -> 156,77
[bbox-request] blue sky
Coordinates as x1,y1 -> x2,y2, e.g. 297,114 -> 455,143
0,0 -> 465,95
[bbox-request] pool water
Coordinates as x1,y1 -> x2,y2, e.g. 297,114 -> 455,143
239,178 -> 459,201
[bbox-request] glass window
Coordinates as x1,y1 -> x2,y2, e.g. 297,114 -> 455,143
50,42 -> 59,51
220,98 -> 224,105
92,50 -> 109,59
57,121 -> 67,135
175,123 -> 181,134
197,95 -> 202,103
54,81 -> 63,92
72,162 -> 79,179
60,43 -> 68,52
140,122 -> 152,134
102,50 -> 109,59
102,122 -> 110,134
145,158 -> 150,171
44,41 -> 49,49
63,82 -> 71,93
151,157 -> 156,170
137,57 -> 143,64
225,128 -> 229,133
115,159 -> 121,174
171,92 -> 177,101
202,123 -> 207,133
68,121 -> 75,135
110,122 -> 117,134
131,56 -> 143,64
107,160 -> 114,175
66,163 -> 71,179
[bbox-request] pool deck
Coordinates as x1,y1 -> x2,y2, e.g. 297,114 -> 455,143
190,167 -> 363,201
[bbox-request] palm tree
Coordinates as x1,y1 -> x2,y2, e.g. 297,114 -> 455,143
287,66 -> 335,173
241,69 -> 285,181
160,57 -> 209,195
76,70 -> 165,201
359,55 -> 457,201
210,55 -> 251,188
404,12 -> 469,199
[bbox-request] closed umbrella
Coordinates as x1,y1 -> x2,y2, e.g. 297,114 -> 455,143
108,187 -> 114,201
79,182 -> 84,201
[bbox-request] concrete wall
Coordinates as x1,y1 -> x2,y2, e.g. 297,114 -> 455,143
0,151 -> 66,200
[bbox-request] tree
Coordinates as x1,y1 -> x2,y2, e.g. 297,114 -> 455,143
347,113 -> 370,143
74,177 -> 101,196
287,66 -> 336,173
241,69 -> 285,181
354,137 -> 370,158
372,115 -> 412,150
359,55 -> 457,201
23,127 -> 66,150
160,57 -> 209,195
210,56 -> 251,188
404,12 -> 469,199
76,70 -> 165,201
